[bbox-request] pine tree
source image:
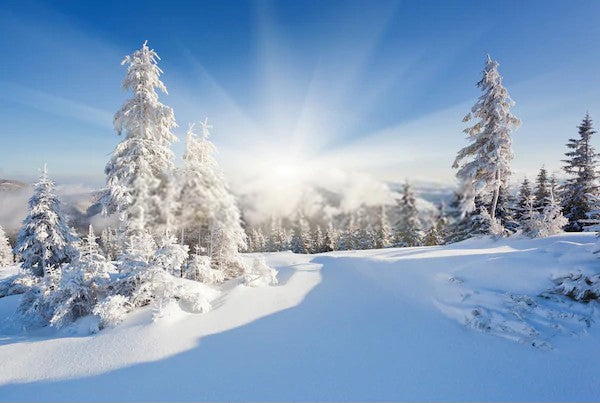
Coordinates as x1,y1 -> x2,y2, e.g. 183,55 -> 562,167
435,202 -> 449,243
323,222 -> 338,252
374,205 -> 393,248
394,182 -> 423,246
309,226 -> 322,253
493,185 -> 517,234
250,228 -> 266,252
521,190 -> 566,238
153,233 -> 189,277
47,225 -> 114,328
290,213 -> 312,254
561,113 -> 599,231
0,226 -> 13,266
179,121 -> 247,277
14,166 -> 78,277
100,227 -> 121,261
453,55 -> 520,223
549,174 -> 560,203
515,178 -> 533,224
338,211 -> 359,250
423,225 -> 444,246
265,217 -> 287,252
534,167 -> 550,211
103,41 -> 177,237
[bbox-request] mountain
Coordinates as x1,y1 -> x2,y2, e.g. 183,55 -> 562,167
0,179 -> 27,193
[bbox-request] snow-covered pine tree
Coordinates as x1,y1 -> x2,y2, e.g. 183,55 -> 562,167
153,233 -> 189,277
103,41 -> 177,237
290,213 -> 312,254
448,195 -> 495,242
445,192 -> 469,243
323,222 -> 339,252
179,120 -> 247,278
311,226 -> 324,253
493,185 -> 517,234
184,250 -> 224,284
549,174 -> 560,204
453,55 -> 520,228
45,225 -> 115,328
0,226 -> 13,266
515,178 -> 533,224
374,205 -> 393,249
394,182 -> 423,247
100,227 -> 121,261
252,228 -> 266,252
423,225 -> 444,246
521,189 -> 566,238
265,217 -> 287,252
14,166 -> 78,277
435,202 -> 449,243
561,113 -> 599,231
534,167 -> 550,211
353,207 -> 375,250
338,211 -> 358,250
542,189 -> 568,236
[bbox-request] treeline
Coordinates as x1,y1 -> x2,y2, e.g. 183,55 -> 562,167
246,57 -> 599,254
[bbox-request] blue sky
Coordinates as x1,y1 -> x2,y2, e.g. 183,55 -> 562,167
1,0 -> 600,189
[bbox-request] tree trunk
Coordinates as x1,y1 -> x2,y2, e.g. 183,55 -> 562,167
490,172 -> 501,220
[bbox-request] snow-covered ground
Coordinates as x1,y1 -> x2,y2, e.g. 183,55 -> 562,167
1,233 -> 600,401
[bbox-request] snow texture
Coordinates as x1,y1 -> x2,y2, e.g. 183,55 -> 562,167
0,234 -> 600,401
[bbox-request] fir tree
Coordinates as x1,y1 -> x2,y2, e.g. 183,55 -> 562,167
453,55 -> 520,223
179,121 -> 247,277
309,226 -> 324,253
534,167 -> 550,211
323,222 -> 339,252
447,195 -> 491,242
515,178 -> 533,223
374,205 -> 393,249
100,227 -> 121,261
493,185 -> 517,234
153,233 -> 189,277
394,182 -> 422,246
561,113 -> 599,231
423,225 -> 444,246
14,166 -> 78,277
103,41 -> 177,236
0,226 -> 13,266
521,190 -> 567,238
291,213 -> 312,254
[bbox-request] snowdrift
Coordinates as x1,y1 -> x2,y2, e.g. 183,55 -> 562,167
1,234 -> 600,401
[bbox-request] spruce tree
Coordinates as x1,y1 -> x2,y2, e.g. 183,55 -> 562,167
323,222 -> 339,252
561,113 -> 599,231
493,185 -> 517,234
14,166 -> 78,277
290,213 -> 311,254
0,226 -> 13,266
179,121 -> 247,277
103,41 -> 177,236
534,167 -> 550,211
311,226 -> 324,253
374,205 -> 393,249
515,178 -> 533,223
423,225 -> 444,246
453,55 -> 520,224
394,182 -> 423,246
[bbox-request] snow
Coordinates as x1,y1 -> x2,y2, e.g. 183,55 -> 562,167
1,234 -> 600,401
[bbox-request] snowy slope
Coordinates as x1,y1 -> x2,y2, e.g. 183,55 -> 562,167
1,234 -> 600,401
